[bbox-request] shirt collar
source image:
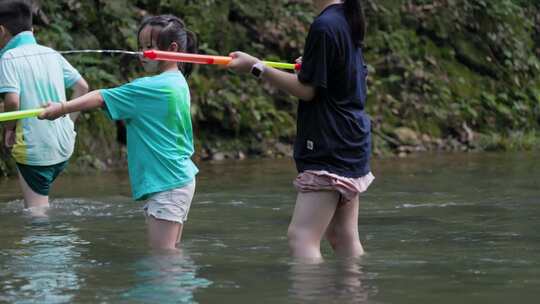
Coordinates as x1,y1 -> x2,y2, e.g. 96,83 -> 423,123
0,31 -> 37,57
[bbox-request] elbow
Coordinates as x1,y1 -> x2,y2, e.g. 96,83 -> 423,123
76,78 -> 90,94
4,93 -> 20,110
294,77 -> 316,101
95,90 -> 105,107
298,86 -> 316,101
5,99 -> 19,109
301,91 -> 316,101
81,80 -> 90,93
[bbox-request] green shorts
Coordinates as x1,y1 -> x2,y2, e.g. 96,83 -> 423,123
16,161 -> 68,196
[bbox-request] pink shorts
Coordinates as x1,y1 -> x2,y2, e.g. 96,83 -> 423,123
293,170 -> 375,204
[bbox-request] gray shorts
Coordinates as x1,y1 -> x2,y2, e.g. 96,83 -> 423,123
143,180 -> 196,224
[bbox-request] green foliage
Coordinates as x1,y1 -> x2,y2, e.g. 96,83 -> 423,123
368,0 -> 540,141
34,0 -> 308,141
1,0 -> 539,174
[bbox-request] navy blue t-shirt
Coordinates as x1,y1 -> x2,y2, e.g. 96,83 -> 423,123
295,3 -> 371,178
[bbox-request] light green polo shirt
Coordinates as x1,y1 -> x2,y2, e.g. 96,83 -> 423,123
0,31 -> 80,165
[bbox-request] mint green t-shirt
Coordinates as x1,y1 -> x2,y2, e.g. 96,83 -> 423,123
0,32 -> 80,165
101,71 -> 198,200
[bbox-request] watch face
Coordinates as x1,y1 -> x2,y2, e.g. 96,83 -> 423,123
251,66 -> 262,78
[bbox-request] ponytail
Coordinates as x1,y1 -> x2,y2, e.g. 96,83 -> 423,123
138,15 -> 199,78
343,0 -> 366,48
183,29 -> 198,77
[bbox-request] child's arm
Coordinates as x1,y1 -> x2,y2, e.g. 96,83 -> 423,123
3,92 -> 20,124
227,52 -> 316,101
259,67 -> 315,101
39,90 -> 104,121
68,78 -> 90,122
2,93 -> 20,148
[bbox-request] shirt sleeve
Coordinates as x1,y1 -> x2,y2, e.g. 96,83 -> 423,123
298,26 -> 336,89
59,55 -> 82,88
0,57 -> 20,95
100,82 -> 141,121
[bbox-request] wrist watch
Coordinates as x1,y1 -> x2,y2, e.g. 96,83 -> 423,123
250,62 -> 265,78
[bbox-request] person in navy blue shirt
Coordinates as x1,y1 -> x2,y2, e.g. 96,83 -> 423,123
228,0 -> 374,261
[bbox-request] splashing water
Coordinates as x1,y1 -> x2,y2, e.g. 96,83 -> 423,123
59,50 -> 141,56
0,49 -> 141,61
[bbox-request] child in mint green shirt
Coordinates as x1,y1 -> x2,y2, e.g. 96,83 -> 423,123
40,15 -> 199,250
100,71 -> 198,201
0,0 -> 88,215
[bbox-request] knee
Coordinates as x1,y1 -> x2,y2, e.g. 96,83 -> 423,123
288,225 -> 316,249
287,225 -> 301,246
327,226 -> 358,247
325,228 -> 339,249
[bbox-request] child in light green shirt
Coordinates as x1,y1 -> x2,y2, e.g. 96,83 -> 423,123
40,15 -> 199,250
0,0 -> 88,215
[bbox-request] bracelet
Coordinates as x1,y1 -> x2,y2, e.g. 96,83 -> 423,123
60,101 -> 67,117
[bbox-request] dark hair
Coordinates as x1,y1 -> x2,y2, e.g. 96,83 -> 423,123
0,0 -> 32,36
137,15 -> 198,77
343,0 -> 366,48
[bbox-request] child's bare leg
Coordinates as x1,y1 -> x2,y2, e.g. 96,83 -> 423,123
147,217 -> 182,250
176,224 -> 185,245
325,195 -> 364,257
144,181 -> 195,250
288,191 -> 340,261
17,170 -> 49,216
